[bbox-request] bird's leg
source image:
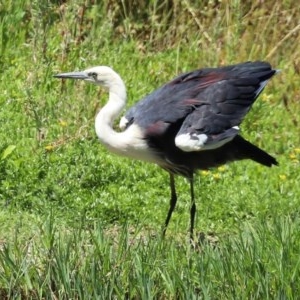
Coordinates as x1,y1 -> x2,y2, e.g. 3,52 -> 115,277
189,176 -> 196,241
163,173 -> 177,236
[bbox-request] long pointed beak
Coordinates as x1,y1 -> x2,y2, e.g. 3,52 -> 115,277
54,71 -> 88,80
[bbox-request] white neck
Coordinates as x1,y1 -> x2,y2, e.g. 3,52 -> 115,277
94,75 -> 152,161
95,79 -> 126,147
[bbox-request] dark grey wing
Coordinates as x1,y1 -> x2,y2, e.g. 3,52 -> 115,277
120,61 -> 277,152
175,65 -> 277,151
120,66 -> 227,130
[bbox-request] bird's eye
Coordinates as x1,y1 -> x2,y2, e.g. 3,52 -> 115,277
88,72 -> 97,79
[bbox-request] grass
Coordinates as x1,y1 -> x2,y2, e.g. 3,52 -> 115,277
0,0 -> 300,298
1,216 -> 300,298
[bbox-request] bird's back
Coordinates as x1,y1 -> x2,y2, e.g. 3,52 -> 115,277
124,62 -> 276,128
123,61 -> 278,177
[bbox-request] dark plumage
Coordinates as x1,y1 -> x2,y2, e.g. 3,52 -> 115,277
124,61 -> 277,177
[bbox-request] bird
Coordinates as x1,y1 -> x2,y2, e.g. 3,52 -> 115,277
54,61 -> 278,240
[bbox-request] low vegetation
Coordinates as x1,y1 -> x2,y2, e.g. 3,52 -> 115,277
0,0 -> 300,298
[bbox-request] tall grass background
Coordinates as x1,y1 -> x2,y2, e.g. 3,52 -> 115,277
0,0 -> 300,298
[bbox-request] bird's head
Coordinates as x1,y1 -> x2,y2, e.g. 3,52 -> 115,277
54,66 -> 121,88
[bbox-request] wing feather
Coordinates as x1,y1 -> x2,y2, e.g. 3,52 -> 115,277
121,62 -> 277,152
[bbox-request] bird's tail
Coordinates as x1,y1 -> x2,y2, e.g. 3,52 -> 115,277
234,136 -> 278,167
